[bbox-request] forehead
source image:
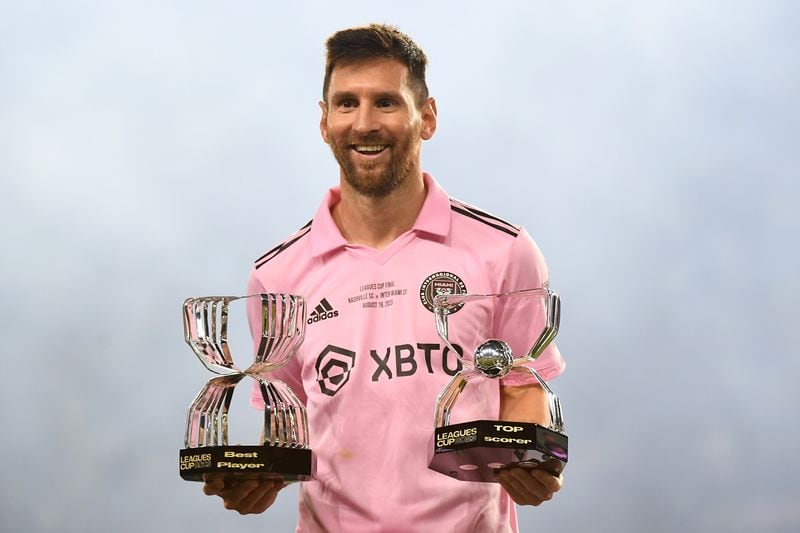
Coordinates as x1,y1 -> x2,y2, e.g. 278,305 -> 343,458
327,58 -> 412,98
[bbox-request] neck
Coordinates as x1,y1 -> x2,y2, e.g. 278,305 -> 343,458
332,172 -> 427,250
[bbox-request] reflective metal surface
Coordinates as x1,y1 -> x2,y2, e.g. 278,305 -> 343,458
429,287 -> 567,481
432,287 -> 565,434
180,294 -> 313,481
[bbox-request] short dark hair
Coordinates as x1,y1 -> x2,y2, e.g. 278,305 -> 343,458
322,24 -> 429,107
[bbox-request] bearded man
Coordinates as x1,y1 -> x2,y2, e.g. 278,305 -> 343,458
203,23 -> 566,532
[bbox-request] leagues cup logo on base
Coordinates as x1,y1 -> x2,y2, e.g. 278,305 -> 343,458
428,287 -> 567,482
179,294 -> 315,481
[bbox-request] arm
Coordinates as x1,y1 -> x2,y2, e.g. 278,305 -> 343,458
499,382 -> 550,424
495,383 -> 564,506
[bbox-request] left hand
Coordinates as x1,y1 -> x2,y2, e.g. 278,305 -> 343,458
494,465 -> 563,506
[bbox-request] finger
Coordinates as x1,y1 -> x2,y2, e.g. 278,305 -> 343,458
220,480 -> 262,509
528,467 -> 563,494
497,467 -> 554,506
495,468 -> 542,505
235,480 -> 282,514
536,458 -> 564,477
202,473 -> 226,496
247,481 -> 285,514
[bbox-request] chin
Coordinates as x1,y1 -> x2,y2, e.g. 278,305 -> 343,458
345,173 -> 402,198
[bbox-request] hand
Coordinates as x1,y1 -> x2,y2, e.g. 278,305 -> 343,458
494,463 -> 563,506
203,473 -> 285,515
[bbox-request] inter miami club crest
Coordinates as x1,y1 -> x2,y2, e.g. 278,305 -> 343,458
419,271 -> 467,314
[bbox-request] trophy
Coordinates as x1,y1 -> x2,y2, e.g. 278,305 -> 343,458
427,287 -> 567,482
178,293 -> 314,481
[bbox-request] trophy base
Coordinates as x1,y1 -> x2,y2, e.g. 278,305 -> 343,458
428,420 -> 567,482
179,445 -> 315,482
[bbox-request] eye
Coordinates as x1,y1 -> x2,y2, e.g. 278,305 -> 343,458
376,98 -> 396,109
337,98 -> 357,109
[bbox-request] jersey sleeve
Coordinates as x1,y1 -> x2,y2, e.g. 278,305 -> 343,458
247,268 -> 307,409
495,228 -> 565,385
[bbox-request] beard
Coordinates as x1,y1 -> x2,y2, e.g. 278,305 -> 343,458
329,133 -> 419,198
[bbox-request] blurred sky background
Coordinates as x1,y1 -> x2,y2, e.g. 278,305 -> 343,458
1,1 -> 798,532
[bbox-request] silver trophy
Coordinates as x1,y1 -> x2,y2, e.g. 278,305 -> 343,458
179,293 -> 314,481
428,287 -> 567,482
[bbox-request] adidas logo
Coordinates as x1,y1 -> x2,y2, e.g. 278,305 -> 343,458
307,298 -> 339,324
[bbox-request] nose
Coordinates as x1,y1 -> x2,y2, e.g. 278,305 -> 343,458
352,105 -> 380,135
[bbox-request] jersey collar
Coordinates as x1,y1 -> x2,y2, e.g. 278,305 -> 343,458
310,173 -> 451,258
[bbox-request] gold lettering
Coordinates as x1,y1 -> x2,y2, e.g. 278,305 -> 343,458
217,461 -> 266,470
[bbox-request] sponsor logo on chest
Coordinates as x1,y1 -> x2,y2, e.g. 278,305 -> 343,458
314,342 -> 465,396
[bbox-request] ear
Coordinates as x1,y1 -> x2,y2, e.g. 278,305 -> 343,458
420,97 -> 437,140
319,101 -> 330,144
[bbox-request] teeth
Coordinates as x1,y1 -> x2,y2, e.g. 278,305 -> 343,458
354,145 -> 386,152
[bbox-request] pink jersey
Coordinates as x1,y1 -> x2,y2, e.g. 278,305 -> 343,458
247,174 -> 565,532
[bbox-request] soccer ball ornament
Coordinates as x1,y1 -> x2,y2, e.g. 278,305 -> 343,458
474,339 -> 514,378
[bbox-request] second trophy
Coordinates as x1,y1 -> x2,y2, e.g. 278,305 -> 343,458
427,287 -> 567,482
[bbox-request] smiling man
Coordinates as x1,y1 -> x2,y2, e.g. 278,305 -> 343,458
323,58 -> 431,199
203,24 -> 566,532
320,41 -> 437,250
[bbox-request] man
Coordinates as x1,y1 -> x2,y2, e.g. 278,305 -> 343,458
204,24 -> 565,531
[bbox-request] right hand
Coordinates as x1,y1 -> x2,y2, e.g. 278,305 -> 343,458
203,473 -> 286,515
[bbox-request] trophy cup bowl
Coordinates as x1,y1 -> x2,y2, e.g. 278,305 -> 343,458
427,287 -> 567,482
179,293 -> 315,482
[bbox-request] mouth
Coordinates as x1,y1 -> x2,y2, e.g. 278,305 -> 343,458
351,144 -> 389,156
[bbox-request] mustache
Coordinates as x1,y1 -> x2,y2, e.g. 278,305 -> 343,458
344,134 -> 391,145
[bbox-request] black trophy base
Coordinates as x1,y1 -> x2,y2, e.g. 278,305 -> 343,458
428,420 -> 568,482
179,445 -> 315,482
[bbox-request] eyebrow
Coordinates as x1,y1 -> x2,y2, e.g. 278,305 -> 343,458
330,90 -> 405,102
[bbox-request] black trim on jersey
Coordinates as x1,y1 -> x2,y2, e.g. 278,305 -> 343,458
254,220 -> 312,269
450,205 -> 519,238
452,200 -> 519,233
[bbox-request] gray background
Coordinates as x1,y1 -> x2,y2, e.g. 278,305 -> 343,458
2,1 -> 798,532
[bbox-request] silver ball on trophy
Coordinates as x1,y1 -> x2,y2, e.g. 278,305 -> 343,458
474,340 -> 514,378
